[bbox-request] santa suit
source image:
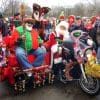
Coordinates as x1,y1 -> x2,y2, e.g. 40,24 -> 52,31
44,21 -> 70,68
44,21 -> 69,48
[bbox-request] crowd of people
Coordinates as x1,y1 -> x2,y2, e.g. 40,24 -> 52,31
0,10 -> 100,75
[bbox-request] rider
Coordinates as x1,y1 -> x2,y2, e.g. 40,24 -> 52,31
11,17 -> 46,69
44,21 -> 73,80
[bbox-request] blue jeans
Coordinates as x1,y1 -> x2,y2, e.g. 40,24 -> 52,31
15,47 -> 46,69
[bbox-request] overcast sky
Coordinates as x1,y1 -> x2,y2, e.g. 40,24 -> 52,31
24,0 -> 93,8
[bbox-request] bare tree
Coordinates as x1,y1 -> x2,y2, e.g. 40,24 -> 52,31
71,3 -> 85,16
0,0 -> 9,13
3,0 -> 32,16
86,0 -> 100,16
0,0 -> 20,16
48,0 -> 100,17
1,0 -> 100,17
25,5 -> 32,15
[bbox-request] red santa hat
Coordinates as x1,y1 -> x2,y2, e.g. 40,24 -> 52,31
68,15 -> 75,21
67,15 -> 75,26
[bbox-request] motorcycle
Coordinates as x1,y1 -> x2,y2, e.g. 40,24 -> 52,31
70,30 -> 100,95
0,30 -> 99,95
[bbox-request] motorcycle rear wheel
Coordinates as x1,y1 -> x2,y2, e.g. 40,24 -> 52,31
79,75 -> 100,95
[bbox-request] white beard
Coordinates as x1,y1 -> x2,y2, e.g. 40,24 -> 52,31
26,25 -> 32,31
55,26 -> 70,41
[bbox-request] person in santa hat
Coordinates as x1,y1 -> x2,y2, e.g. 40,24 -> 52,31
44,21 -> 74,80
44,21 -> 69,49
58,11 -> 65,23
67,15 -> 75,28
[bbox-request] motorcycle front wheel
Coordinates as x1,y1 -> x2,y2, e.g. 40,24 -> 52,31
79,75 -> 100,95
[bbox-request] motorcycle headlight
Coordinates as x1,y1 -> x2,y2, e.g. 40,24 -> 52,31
85,49 -> 92,58
87,39 -> 93,46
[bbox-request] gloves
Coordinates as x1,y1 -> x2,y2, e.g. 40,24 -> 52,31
51,44 -> 58,53
55,37 -> 63,44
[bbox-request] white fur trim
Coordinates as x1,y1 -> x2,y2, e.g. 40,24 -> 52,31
55,21 -> 69,38
51,44 -> 58,53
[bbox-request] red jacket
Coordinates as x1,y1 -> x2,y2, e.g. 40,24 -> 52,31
44,31 -> 64,49
4,26 -> 39,50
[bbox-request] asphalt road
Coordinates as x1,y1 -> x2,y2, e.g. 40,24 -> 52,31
0,81 -> 100,100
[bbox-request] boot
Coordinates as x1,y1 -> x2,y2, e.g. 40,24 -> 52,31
65,63 -> 73,80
